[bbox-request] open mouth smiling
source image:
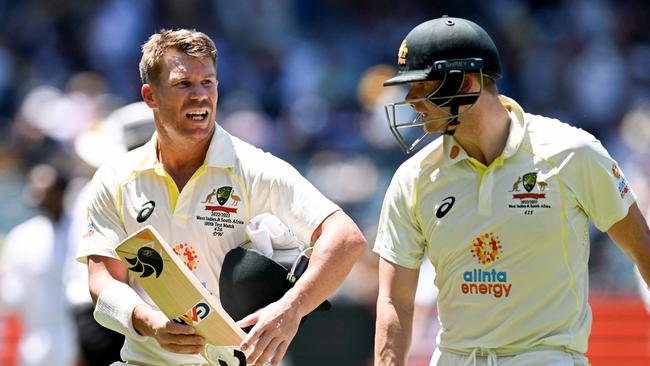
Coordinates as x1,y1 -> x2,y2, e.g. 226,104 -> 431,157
186,109 -> 209,121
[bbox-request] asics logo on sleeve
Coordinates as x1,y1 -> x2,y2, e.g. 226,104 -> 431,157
436,196 -> 456,218
136,201 -> 156,223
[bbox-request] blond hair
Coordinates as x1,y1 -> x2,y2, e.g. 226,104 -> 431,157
139,29 -> 217,84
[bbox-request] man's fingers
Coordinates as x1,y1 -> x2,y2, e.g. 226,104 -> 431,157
161,342 -> 205,355
236,311 -> 260,329
239,311 -> 264,352
244,328 -> 274,364
240,321 -> 262,353
252,336 -> 283,366
165,321 -> 197,334
161,334 -> 205,346
270,341 -> 289,366
157,332 -> 205,355
238,301 -> 301,365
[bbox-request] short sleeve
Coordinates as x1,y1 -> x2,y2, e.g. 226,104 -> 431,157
76,165 -> 128,263
250,155 -> 340,246
373,167 -> 426,269
564,139 -> 636,232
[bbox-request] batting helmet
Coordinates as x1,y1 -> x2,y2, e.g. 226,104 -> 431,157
384,16 -> 501,86
219,247 -> 330,331
383,16 -> 502,153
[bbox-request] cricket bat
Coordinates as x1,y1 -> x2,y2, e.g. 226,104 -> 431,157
115,225 -> 246,346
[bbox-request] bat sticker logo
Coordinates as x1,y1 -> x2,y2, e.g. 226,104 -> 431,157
125,247 -> 164,278
217,351 -> 246,366
172,301 -> 211,325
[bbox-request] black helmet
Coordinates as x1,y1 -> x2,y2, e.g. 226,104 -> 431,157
219,247 -> 330,332
383,16 -> 502,154
384,16 -> 502,86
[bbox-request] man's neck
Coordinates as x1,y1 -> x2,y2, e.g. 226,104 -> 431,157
157,136 -> 211,192
454,94 -> 510,166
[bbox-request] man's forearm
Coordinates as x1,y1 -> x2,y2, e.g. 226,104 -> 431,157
375,297 -> 413,366
286,211 -> 366,316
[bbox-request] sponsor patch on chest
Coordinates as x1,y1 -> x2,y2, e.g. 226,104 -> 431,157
461,232 -> 512,298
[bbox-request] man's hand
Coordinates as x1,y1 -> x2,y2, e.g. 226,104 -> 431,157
236,210 -> 366,365
237,297 -> 301,366
132,304 -> 206,354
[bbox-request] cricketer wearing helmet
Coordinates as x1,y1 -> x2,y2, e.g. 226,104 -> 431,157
373,16 -> 650,366
383,16 -> 502,154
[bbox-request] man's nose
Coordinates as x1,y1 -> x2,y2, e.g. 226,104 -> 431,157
189,85 -> 210,100
405,86 -> 418,100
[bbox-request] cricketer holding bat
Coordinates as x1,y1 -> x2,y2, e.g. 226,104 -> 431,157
373,16 -> 650,365
76,28 -> 366,366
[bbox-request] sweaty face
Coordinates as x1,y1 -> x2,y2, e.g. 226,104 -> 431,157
149,49 -> 218,145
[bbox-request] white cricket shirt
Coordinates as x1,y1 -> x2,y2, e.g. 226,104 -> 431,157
77,124 -> 339,365
1,216 -> 78,366
374,96 -> 636,356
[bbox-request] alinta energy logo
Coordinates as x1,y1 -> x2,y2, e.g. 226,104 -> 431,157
470,232 -> 502,265
462,232 -> 512,298
125,247 -> 164,278
173,243 -> 200,271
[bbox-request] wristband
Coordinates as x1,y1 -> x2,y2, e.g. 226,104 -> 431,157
93,281 -> 149,341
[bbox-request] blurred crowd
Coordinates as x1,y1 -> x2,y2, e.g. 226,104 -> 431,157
0,0 -> 649,365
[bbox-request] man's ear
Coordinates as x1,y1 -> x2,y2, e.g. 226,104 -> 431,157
141,84 -> 158,109
461,74 -> 484,93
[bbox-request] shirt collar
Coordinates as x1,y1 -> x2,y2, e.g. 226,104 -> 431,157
130,123 -> 235,171
499,95 -> 526,160
205,124 -> 235,168
440,95 -> 526,167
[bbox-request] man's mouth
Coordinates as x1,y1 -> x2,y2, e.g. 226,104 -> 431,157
186,109 -> 209,121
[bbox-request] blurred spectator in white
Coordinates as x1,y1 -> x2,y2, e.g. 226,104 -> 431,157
17,72 -> 112,145
66,101 -> 155,365
8,71 -> 121,174
0,163 -> 78,366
